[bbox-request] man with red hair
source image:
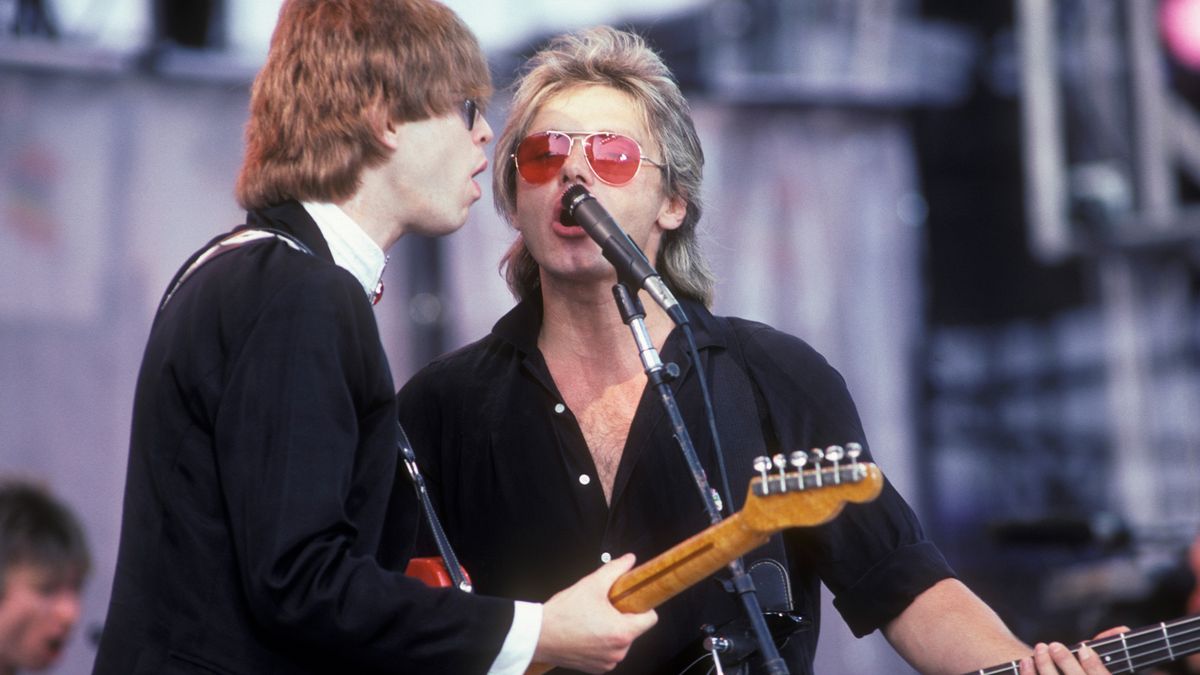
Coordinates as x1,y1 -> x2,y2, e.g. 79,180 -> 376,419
92,2 -> 654,674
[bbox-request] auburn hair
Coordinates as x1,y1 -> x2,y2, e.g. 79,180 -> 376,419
236,0 -> 491,210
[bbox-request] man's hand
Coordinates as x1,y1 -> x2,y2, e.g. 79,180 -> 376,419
1021,627 -> 1128,675
535,553 -> 658,673
1021,642 -> 1108,675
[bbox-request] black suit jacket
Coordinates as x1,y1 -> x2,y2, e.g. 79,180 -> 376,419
94,202 -> 512,674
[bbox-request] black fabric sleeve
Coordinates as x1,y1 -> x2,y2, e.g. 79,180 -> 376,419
213,265 -> 513,673
733,321 -> 956,637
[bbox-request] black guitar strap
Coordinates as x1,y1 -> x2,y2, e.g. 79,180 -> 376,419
708,316 -> 794,612
157,227 -> 315,313
696,317 -> 810,672
396,422 -> 472,592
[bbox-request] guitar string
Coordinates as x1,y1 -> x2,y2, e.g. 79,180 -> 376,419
1090,619 -> 1200,672
1087,615 -> 1199,652
673,651 -> 713,675
973,616 -> 1200,675
1055,628 -> 1200,675
1008,624 -> 1200,674
979,634 -> 1200,675
1111,630 -> 1200,672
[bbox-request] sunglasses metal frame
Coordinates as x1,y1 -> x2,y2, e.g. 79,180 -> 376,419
512,130 -> 667,186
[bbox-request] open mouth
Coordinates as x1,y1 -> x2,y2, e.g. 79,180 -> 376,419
558,205 -> 579,228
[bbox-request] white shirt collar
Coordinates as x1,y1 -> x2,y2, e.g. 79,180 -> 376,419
301,201 -> 387,303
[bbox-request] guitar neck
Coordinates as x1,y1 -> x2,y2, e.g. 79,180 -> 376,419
525,459 -> 884,675
608,511 -> 768,613
968,615 -> 1200,675
607,462 -> 884,613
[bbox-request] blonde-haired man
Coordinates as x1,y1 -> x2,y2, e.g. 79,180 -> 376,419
401,26 -> 1116,675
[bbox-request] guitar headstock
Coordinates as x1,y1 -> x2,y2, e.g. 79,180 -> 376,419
741,443 -> 884,533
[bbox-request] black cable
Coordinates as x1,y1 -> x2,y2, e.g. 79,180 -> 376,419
612,283 -> 723,524
674,306 -> 788,674
681,320 -> 738,533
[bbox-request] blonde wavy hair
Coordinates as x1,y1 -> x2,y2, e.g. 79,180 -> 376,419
494,27 -> 714,306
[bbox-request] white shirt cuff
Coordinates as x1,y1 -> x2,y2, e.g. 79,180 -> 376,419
487,601 -> 543,675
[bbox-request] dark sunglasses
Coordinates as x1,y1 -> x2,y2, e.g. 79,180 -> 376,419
459,99 -> 479,131
513,130 -> 666,186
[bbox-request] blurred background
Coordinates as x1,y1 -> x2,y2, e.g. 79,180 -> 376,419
2,0 -> 1199,673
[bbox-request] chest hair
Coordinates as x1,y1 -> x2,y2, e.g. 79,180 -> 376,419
557,374 -> 645,504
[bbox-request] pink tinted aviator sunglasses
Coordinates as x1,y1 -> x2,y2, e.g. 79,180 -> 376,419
513,130 -> 667,186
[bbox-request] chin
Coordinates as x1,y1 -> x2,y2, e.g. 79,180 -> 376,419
419,214 -> 468,238
20,653 -> 56,670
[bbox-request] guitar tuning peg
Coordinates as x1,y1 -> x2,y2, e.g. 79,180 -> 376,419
825,445 -> 843,484
789,451 -> 807,490
809,448 -> 824,487
846,442 -> 862,477
771,453 -> 788,491
753,455 -> 771,488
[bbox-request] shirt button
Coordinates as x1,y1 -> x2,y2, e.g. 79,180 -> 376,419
578,474 -> 591,486
600,552 -> 612,564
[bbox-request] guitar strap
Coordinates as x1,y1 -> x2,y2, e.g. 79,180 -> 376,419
396,422 -> 472,592
682,317 -> 814,675
157,227 -> 315,313
709,316 -> 795,614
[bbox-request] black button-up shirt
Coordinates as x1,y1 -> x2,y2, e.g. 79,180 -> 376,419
397,297 -> 954,674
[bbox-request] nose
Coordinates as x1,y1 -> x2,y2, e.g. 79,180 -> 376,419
560,136 -> 593,185
475,114 -> 494,146
52,590 -> 81,627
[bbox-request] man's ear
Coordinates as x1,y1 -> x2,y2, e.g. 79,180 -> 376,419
371,104 -> 399,151
657,194 -> 687,232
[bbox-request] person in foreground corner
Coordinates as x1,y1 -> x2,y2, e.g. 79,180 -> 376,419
397,25 -> 1119,675
92,3 -> 654,674
0,480 -> 89,675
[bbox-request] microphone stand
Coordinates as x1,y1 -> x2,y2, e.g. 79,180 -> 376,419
611,283 -> 789,675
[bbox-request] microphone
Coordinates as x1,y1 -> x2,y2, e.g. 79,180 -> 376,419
561,184 -> 688,325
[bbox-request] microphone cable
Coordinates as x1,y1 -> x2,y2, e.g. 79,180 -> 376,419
680,318 -> 737,527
